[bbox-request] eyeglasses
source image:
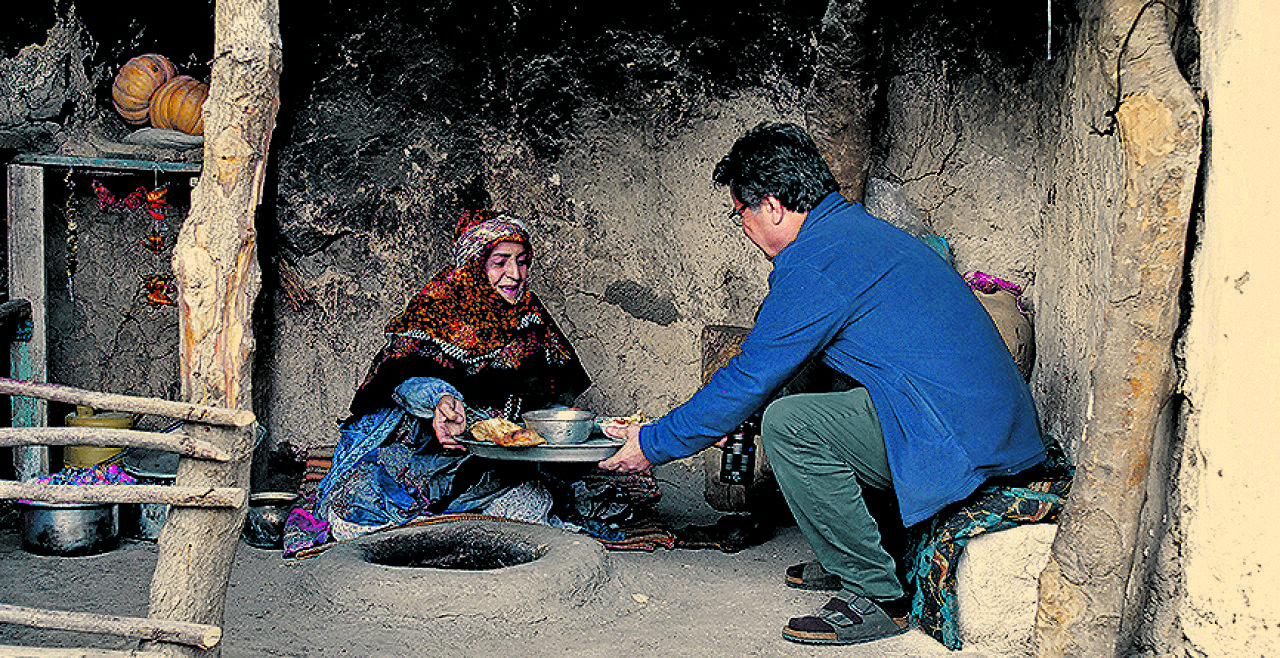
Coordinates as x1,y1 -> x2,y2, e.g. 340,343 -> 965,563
727,202 -> 748,225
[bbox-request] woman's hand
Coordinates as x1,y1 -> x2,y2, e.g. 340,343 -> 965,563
598,424 -> 652,473
433,394 -> 468,450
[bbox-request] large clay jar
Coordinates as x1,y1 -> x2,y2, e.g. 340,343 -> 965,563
149,75 -> 209,135
975,289 -> 1036,380
111,54 -> 177,125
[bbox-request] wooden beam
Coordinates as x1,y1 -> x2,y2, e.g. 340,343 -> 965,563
1033,0 -> 1204,653
0,645 -> 167,658
0,428 -> 231,462
0,378 -> 255,428
6,163 -> 50,481
0,482 -> 246,508
0,604 -> 220,650
803,0 -> 880,202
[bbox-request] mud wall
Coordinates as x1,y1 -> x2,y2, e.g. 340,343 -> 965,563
1178,0 -> 1280,654
1031,5 -> 1127,478
248,2 -> 825,491
258,98 -> 788,486
45,172 -> 191,425
256,3 -> 1071,495
868,48 -> 1063,290
1,3 -> 1075,495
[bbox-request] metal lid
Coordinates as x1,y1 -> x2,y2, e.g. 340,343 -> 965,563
123,449 -> 180,479
64,405 -> 135,429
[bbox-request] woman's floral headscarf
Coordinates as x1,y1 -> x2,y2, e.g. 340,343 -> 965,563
348,210 -> 588,419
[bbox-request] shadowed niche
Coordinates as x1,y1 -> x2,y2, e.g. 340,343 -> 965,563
604,279 -> 681,326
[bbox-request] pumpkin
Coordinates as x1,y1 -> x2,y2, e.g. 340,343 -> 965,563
149,75 -> 209,136
111,54 -> 177,125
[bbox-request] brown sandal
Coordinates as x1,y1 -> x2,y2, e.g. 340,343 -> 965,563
784,561 -> 841,590
782,594 -> 912,645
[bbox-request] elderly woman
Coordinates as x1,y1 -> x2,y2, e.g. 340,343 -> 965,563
283,210 -> 617,556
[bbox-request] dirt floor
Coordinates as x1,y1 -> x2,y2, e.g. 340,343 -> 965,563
0,468 -> 975,657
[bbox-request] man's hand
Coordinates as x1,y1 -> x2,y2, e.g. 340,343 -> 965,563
433,394 -> 468,450
599,424 -> 651,473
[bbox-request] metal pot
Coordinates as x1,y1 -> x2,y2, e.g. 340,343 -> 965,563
20,501 -> 120,557
122,449 -> 179,540
242,492 -> 298,550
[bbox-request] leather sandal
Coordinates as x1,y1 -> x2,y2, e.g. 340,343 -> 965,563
784,561 -> 841,590
782,593 -> 912,645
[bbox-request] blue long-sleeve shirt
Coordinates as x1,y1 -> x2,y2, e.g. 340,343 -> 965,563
638,192 -> 1046,526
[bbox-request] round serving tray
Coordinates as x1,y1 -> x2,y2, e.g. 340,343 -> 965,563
458,434 -> 624,463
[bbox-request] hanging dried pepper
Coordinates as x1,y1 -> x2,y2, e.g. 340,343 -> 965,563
140,234 -> 167,253
92,180 -> 170,219
140,273 -> 177,307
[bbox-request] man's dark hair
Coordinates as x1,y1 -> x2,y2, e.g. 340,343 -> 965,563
712,121 -> 840,213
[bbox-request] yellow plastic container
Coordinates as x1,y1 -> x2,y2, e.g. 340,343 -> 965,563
63,405 -> 134,467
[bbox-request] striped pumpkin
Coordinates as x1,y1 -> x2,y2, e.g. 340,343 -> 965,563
149,75 -> 209,135
111,54 -> 177,125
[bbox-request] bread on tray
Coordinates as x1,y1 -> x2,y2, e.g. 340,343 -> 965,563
469,417 -> 546,448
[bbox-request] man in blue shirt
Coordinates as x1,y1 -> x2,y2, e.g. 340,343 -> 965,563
600,122 -> 1046,646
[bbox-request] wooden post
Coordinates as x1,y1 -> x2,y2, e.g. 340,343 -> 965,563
144,1 -> 280,655
6,163 -> 50,480
1033,0 -> 1203,654
803,0 -> 881,202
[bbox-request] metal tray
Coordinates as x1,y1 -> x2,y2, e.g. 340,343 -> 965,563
458,432 -> 624,463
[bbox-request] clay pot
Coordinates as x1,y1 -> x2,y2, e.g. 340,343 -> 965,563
975,289 -> 1035,380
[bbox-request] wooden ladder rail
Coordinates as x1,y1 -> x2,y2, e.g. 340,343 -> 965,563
0,377 -> 255,657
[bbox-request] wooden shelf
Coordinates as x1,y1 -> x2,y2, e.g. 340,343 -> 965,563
10,154 -> 201,173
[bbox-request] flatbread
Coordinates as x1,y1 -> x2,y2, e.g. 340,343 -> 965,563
600,411 -> 649,431
470,417 -> 521,442
469,417 -> 545,447
494,427 -> 545,447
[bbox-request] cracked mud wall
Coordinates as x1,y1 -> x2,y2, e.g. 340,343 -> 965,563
868,44 -> 1064,289
44,172 -> 191,421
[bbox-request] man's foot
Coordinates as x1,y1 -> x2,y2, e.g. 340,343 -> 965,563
781,593 -> 912,645
784,561 -> 841,590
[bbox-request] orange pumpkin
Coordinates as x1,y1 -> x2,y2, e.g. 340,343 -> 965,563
149,75 -> 209,135
112,54 -> 177,125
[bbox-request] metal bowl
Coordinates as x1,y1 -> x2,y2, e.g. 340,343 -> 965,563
242,492 -> 298,550
522,408 -> 597,445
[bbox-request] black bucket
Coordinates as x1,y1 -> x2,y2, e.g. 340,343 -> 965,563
121,449 -> 179,540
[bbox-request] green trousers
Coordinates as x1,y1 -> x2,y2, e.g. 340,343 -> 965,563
761,388 -> 905,600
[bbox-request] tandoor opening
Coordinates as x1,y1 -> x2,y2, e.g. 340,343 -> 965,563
360,525 -> 546,570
